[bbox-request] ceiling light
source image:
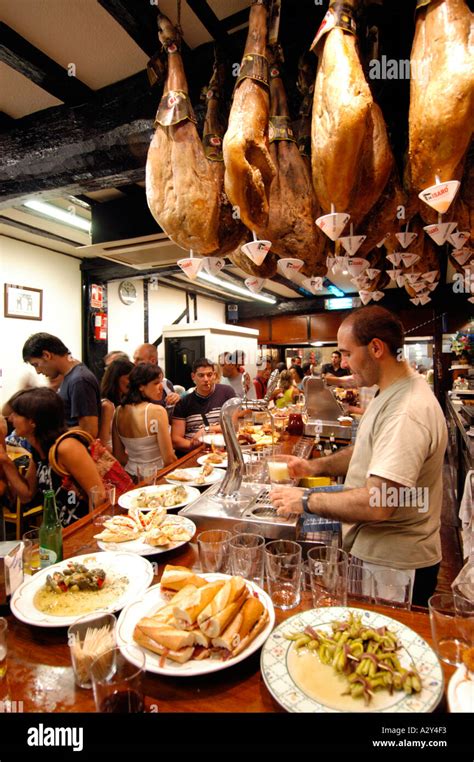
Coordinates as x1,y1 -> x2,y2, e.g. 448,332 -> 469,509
197,272 -> 277,304
23,200 -> 91,232
327,284 -> 345,297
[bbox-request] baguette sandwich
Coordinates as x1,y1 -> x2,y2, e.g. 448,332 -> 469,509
212,597 -> 268,656
173,580 -> 225,625
160,565 -> 207,592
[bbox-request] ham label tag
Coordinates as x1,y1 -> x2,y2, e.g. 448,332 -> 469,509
155,90 -> 197,128
311,3 -> 357,51
236,54 -> 270,89
269,116 -> 296,144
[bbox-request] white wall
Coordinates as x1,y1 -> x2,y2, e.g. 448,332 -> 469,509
0,236 -> 82,405
107,278 -> 226,370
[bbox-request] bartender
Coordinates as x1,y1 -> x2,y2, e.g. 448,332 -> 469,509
322,350 -> 351,385
270,306 -> 448,606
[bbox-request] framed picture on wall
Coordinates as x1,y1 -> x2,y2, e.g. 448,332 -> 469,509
4,284 -> 43,320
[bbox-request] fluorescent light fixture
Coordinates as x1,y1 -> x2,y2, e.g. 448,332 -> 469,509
325,297 -> 354,310
23,199 -> 91,232
197,271 -> 277,304
327,284 -> 345,297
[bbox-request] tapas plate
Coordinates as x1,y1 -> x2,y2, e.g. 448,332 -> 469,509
97,515 -> 197,557
261,607 -> 443,713
201,433 -> 226,448
116,573 -> 275,677
164,467 -> 224,488
10,552 -> 154,628
197,453 -> 250,470
118,484 -> 200,511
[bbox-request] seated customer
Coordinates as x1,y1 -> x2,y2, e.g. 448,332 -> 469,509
112,363 -> 176,478
171,358 -> 235,452
0,388 -> 104,526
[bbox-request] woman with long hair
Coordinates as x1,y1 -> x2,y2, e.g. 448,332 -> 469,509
274,369 -> 300,409
99,358 -> 134,449
112,363 -> 177,478
0,388 -> 104,526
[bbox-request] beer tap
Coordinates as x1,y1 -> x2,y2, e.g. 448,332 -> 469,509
214,370 -> 280,500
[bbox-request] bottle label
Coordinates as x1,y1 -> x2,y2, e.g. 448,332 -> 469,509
39,547 -> 58,569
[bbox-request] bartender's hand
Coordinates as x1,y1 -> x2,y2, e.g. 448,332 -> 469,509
273,455 -> 314,478
270,487 -> 305,515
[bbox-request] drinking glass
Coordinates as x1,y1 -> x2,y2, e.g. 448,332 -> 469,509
68,611 -> 117,689
428,593 -> 470,666
347,565 -> 375,606
267,459 -> 293,488
229,533 -> 265,587
231,522 -> 265,536
265,540 -> 302,610
198,529 -> 232,573
373,569 -> 412,610
22,529 -> 41,576
307,546 -> 348,607
91,646 -> 145,713
89,486 -> 110,527
137,464 -> 158,486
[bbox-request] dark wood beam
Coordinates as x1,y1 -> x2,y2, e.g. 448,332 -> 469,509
0,22 -> 93,105
117,183 -> 146,199
0,111 -> 15,130
97,0 -> 159,57
0,70 -> 154,209
186,0 -> 228,44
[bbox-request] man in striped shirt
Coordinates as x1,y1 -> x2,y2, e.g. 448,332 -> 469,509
171,358 -> 235,453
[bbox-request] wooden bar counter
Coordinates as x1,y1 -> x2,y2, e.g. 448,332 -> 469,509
1,446 -> 456,714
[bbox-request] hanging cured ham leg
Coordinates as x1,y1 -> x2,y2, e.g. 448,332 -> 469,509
203,58 -> 245,256
146,14 -> 220,253
255,46 -> 325,276
407,0 -> 473,194
223,0 -> 276,230
311,0 -> 393,226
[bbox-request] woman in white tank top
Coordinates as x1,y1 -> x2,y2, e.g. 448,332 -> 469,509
112,363 -> 177,478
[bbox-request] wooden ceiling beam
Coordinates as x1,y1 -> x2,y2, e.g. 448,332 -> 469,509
0,71 -> 153,209
0,111 -> 15,130
220,8 -> 249,32
0,22 -> 93,105
97,0 -> 159,57
185,0 -> 229,45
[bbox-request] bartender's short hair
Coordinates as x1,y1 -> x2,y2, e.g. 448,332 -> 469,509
192,358 -> 215,373
343,306 -> 404,357
218,350 -> 245,366
23,333 -> 69,361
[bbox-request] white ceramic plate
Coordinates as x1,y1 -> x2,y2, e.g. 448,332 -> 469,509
261,607 -> 444,713
10,552 -> 154,628
97,515 -> 196,557
164,467 -> 224,488
448,665 -> 474,712
116,573 -> 275,677
118,484 -> 200,511
201,433 -> 226,448
197,453 -> 250,469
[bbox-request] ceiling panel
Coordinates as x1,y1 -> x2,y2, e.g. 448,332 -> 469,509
209,0 -> 251,21
0,0 -> 149,91
155,0 -> 213,49
0,61 -> 62,117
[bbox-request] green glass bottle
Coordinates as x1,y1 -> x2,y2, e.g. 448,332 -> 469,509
39,490 -> 63,569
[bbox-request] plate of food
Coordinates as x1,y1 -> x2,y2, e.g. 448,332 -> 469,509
118,484 -> 200,511
164,465 -> 224,488
116,564 -> 274,676
197,452 -> 250,469
10,552 -> 154,628
201,433 -> 226,448
261,607 -> 443,713
95,509 -> 196,557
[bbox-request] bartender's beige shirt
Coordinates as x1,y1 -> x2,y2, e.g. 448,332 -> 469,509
343,372 -> 447,569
